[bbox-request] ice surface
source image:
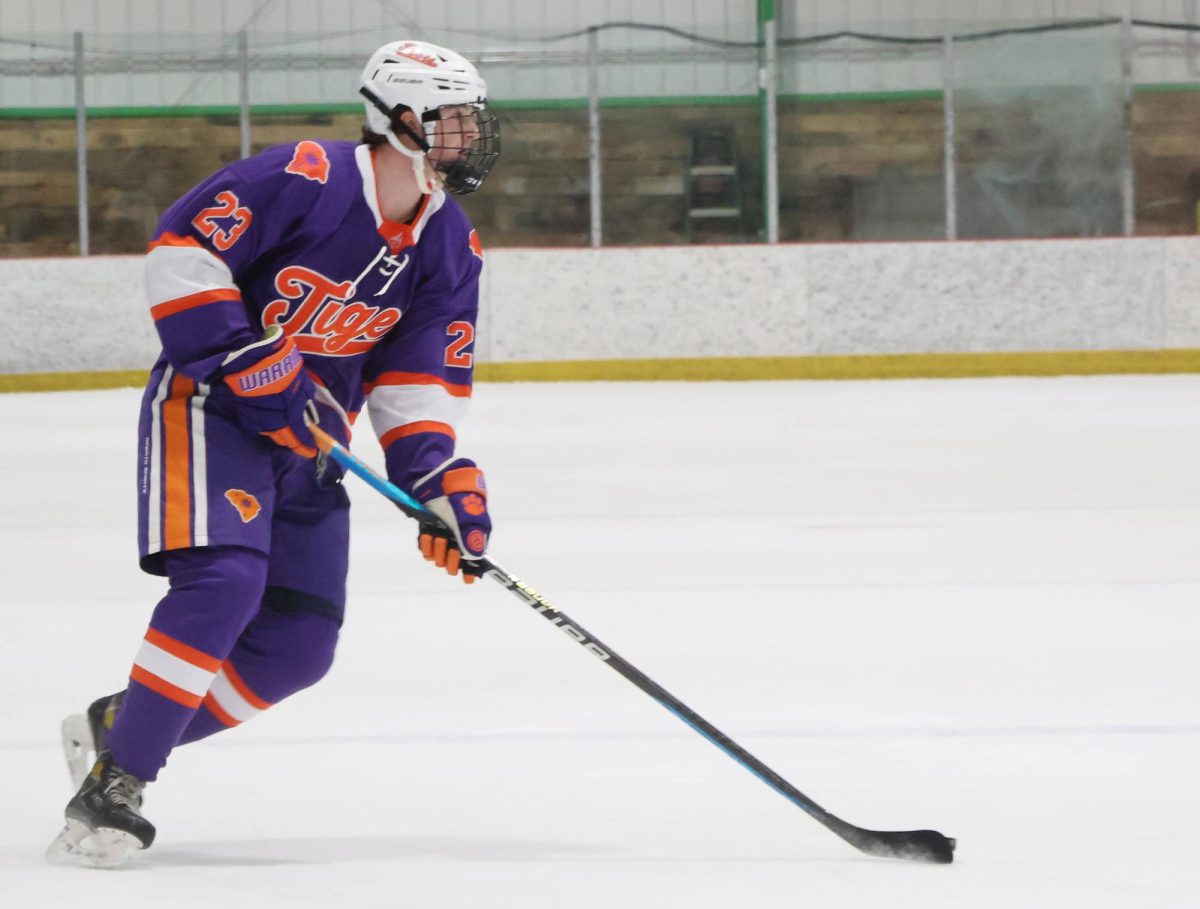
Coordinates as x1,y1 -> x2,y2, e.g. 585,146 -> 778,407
2,376 -> 1199,907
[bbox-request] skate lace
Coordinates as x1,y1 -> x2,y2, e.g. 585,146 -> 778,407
104,772 -> 144,810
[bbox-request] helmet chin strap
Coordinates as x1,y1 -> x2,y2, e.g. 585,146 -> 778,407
385,131 -> 442,195
358,87 -> 444,195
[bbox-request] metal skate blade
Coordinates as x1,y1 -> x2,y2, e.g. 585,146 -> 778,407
45,818 -> 142,869
60,715 -> 94,791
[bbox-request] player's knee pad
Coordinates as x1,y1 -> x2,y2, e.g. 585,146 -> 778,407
238,590 -> 341,698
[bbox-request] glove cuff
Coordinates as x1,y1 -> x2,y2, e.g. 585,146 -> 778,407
413,457 -> 485,501
222,328 -> 304,398
441,465 -> 486,499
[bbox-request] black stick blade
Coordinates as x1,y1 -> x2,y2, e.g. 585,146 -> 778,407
849,828 -> 956,864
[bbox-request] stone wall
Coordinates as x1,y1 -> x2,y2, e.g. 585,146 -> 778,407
2,90 -> 1197,257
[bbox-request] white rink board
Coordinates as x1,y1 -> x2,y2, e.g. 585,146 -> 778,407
2,376 -> 1200,907
5,236 -> 1200,375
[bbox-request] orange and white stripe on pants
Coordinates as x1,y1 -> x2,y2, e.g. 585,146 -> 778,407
130,627 -> 221,709
203,662 -> 272,727
146,365 -> 209,554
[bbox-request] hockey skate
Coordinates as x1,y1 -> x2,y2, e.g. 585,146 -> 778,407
46,751 -> 155,868
60,691 -> 123,791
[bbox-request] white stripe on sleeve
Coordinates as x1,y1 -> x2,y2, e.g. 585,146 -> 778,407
367,384 -> 469,440
145,243 -> 239,308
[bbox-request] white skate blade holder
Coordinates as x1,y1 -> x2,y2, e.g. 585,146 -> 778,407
60,714 -> 94,791
45,819 -> 144,869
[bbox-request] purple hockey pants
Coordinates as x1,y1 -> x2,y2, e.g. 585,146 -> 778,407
108,377 -> 351,782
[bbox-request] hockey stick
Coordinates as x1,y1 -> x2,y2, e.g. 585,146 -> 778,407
309,424 -> 956,864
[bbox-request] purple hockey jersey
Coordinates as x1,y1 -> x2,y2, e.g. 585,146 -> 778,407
143,139 -> 483,490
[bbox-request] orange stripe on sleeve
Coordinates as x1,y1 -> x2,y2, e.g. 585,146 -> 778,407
150,288 -> 242,322
379,421 -> 456,449
161,373 -> 196,550
144,627 -> 222,673
365,372 -> 472,397
130,665 -> 204,709
147,232 -> 205,252
202,692 -> 241,727
222,661 -> 272,711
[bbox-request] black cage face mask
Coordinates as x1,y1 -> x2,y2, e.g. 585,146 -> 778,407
423,102 -> 501,196
360,87 -> 501,196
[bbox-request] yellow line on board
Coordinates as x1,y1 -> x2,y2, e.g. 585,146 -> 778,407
475,349 -> 1200,381
0,370 -> 150,393
3,350 -> 1200,394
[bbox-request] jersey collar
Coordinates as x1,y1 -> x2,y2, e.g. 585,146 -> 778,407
354,143 -> 446,254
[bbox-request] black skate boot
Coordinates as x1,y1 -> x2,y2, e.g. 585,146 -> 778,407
61,691 -> 124,790
46,751 -> 155,868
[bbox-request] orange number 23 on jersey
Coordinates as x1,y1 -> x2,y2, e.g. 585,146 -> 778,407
192,190 -> 253,251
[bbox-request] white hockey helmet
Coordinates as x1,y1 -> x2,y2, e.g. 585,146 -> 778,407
359,40 -> 500,195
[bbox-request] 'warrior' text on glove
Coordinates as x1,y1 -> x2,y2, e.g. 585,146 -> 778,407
221,325 -> 319,459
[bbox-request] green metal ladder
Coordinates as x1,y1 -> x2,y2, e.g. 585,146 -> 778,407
684,127 -> 744,242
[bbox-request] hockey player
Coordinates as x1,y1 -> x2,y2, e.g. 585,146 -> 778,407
47,40 -> 501,868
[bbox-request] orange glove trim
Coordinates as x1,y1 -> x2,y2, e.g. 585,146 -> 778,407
419,532 -> 479,584
260,427 -> 317,459
442,467 -> 486,498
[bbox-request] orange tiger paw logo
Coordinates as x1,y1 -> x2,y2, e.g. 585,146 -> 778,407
225,489 -> 262,523
461,493 -> 486,517
285,140 -> 331,184
466,530 -> 487,554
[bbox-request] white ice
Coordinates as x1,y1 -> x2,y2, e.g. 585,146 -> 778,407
2,376 -> 1199,907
